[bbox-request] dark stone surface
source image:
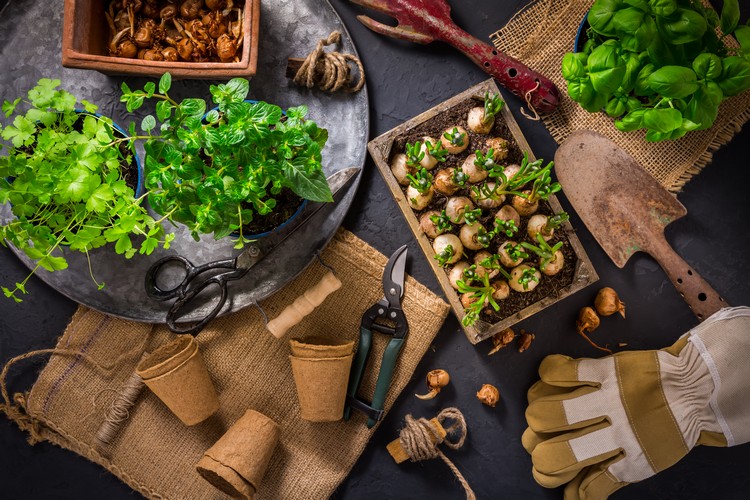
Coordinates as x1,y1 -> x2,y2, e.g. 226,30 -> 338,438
2,1 -> 750,499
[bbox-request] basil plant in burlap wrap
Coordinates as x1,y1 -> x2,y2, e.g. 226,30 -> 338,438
562,0 -> 750,141
523,306 -> 750,499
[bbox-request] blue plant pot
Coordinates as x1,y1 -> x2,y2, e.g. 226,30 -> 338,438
76,110 -> 144,197
574,12 -> 589,53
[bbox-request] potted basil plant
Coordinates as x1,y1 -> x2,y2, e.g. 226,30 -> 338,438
0,78 -> 173,301
121,73 -> 333,248
562,0 -> 750,141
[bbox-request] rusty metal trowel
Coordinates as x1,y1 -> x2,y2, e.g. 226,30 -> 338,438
555,130 -> 726,321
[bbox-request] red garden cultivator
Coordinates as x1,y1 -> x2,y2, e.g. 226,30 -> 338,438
348,0 -> 560,114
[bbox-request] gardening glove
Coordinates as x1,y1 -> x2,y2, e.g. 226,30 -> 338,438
522,306 -> 750,500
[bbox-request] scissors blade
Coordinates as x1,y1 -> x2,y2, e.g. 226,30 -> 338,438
235,167 -> 360,271
382,245 -> 407,307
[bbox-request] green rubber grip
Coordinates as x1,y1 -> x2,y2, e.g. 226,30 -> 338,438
344,326 -> 372,421
366,337 -> 406,428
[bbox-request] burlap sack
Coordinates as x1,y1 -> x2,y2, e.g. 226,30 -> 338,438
490,0 -> 750,192
1,229 -> 450,500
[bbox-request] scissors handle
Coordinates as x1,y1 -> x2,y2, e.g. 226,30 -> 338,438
145,255 -> 235,301
165,272 -> 234,335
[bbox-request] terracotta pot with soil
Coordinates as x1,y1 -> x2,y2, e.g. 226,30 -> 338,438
368,79 -> 598,344
62,0 -> 261,79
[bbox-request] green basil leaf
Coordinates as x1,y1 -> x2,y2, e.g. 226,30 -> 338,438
159,73 -> 172,94
648,0 -> 676,17
620,15 -> 656,52
718,56 -> 750,96
720,0 -> 739,35
735,26 -> 750,52
587,40 -> 622,71
684,84 -> 721,130
590,66 -> 627,95
588,0 -> 623,37
647,66 -> 698,98
620,52 -> 643,93
634,63 -> 656,95
581,92 -> 609,113
613,7 -> 645,34
567,79 -> 595,103
615,108 -> 647,131
692,53 -> 723,80
646,32 -> 685,66
605,96 -> 628,117
643,107 -> 682,133
623,0 -> 649,11
562,52 -> 587,81
657,8 -> 707,44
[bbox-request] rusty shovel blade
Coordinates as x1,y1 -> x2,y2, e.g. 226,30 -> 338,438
555,130 -> 726,321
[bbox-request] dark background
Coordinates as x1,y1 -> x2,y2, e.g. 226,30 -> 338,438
2,0 -> 750,499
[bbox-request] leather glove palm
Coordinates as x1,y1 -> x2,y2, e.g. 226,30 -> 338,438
523,307 -> 750,499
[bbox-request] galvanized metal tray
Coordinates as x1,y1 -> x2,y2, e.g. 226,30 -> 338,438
0,0 -> 367,323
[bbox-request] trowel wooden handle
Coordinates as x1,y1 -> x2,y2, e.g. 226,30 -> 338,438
651,238 -> 727,321
266,272 -> 342,338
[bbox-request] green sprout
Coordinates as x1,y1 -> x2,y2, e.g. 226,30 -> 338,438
435,244 -> 455,267
506,243 -> 529,262
443,127 -> 466,147
474,149 -> 498,172
521,234 -> 564,271
429,209 -> 453,233
425,140 -> 449,163
406,167 -> 433,194
463,207 -> 483,225
405,141 -> 425,168
476,226 -> 494,248
457,273 -> 501,326
483,92 -> 505,124
516,266 -> 540,290
451,168 -> 469,187
494,218 -> 519,238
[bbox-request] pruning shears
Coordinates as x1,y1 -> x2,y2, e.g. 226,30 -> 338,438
344,245 -> 409,428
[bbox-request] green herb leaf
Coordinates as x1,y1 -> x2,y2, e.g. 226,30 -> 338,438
141,115 -> 156,132
647,66 -> 698,98
86,184 -> 115,213
562,52 -> 587,81
156,100 -> 173,121
692,53 -> 723,80
38,254 -> 68,272
588,0 -> 622,37
720,0 -> 739,35
735,25 -> 750,52
159,72 -> 172,94
658,8 -> 707,44
615,108 -> 647,131
180,98 -> 207,118
648,0 -> 677,17
283,158 -> 333,202
717,56 -> 750,97
2,97 -> 22,118
643,107 -> 683,133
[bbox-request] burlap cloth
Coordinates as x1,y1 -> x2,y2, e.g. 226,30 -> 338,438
490,0 -> 750,192
0,229 -> 449,499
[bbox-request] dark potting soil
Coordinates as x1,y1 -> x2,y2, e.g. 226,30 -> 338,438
240,188 -> 304,236
390,97 -> 576,324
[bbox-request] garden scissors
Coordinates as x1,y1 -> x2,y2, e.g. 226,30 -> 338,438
344,244 -> 409,428
145,167 -> 359,335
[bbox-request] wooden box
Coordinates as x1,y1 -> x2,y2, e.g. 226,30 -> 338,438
368,79 -> 598,344
62,0 -> 260,79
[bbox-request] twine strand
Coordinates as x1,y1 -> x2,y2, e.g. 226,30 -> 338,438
293,31 -> 365,93
398,407 -> 475,500
520,79 -> 541,121
95,353 -> 149,448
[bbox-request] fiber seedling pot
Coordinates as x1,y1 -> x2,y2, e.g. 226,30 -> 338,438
136,335 -> 220,425
196,409 -> 280,499
367,79 -> 599,344
289,339 -> 355,422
